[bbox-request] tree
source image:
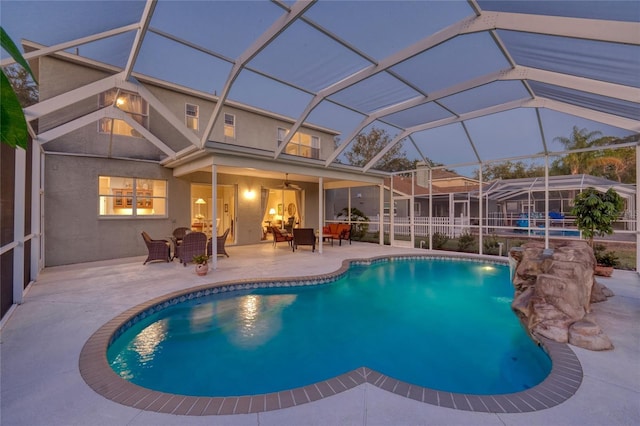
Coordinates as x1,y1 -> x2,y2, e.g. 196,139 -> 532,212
474,160 -> 544,180
571,187 -> 624,248
4,64 -> 38,107
1,27 -> 38,149
553,126 -> 606,175
344,127 -> 417,172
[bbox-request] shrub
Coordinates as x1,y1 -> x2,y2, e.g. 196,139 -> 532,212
457,232 -> 475,252
430,232 -> 449,249
593,244 -> 619,267
483,234 -> 501,255
337,207 -> 369,239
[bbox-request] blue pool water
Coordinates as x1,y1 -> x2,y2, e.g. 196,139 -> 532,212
108,258 -> 551,397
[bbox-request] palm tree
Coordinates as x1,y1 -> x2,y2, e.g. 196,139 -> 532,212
554,126 -> 605,175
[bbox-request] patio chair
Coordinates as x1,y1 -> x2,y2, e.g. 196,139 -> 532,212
176,231 -> 207,266
284,216 -> 295,233
171,227 -> 191,259
292,228 -> 316,252
207,227 -> 231,257
141,231 -> 171,265
271,226 -> 293,248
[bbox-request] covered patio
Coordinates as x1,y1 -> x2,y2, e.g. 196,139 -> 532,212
1,243 -> 639,425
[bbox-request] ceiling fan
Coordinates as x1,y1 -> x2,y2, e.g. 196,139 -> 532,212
277,173 -> 302,190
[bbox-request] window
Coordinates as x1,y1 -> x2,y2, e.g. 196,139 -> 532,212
384,201 -> 398,216
186,103 -> 199,131
414,202 -> 421,217
277,127 -> 320,159
224,113 -> 235,138
98,176 -> 167,217
98,89 -> 148,137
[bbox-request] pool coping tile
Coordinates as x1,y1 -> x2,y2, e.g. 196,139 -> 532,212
78,254 -> 584,416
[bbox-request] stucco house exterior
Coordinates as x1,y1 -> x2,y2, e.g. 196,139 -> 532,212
1,44 -> 389,320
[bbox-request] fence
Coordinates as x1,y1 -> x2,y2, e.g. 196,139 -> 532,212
368,216 -> 470,238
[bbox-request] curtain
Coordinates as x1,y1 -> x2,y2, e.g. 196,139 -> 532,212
261,188 -> 269,237
295,190 -> 302,226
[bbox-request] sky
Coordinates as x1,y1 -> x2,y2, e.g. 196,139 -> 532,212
1,0 -> 637,177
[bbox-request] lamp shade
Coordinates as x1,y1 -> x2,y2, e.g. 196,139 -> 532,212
195,198 -> 206,204
269,208 -> 276,215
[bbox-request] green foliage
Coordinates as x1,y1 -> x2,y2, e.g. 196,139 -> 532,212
192,254 -> 209,265
571,187 -> 624,247
1,27 -> 38,150
431,232 -> 448,249
593,244 -> 620,267
483,234 -> 501,255
457,232 -> 475,252
337,207 -> 369,238
550,127 -> 636,184
343,127 -> 418,172
474,161 -> 544,180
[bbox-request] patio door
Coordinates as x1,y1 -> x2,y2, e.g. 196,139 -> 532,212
391,196 -> 413,247
263,188 -> 302,238
191,184 -> 236,243
453,199 -> 469,237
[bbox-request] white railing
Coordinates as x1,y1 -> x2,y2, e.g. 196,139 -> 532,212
368,216 -> 469,238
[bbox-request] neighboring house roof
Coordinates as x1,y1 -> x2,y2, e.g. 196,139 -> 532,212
480,174 -> 636,201
385,175 -> 480,197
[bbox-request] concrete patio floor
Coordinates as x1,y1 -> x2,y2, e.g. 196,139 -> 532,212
1,242 -> 639,426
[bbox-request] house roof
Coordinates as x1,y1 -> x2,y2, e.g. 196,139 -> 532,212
385,175 -> 480,197
2,0 -> 638,174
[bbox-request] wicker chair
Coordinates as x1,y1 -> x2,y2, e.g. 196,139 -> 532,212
176,231 -> 207,266
171,227 -> 191,259
207,227 -> 230,257
271,226 -> 293,248
141,231 -> 171,265
292,228 -> 316,252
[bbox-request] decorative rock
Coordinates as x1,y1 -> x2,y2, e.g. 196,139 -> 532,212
591,280 -> 614,303
509,240 -> 614,351
569,319 -> 614,350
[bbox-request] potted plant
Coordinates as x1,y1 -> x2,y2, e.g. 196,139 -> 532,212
571,187 -> 624,248
192,254 -> 209,276
593,245 -> 619,277
572,188 -> 624,276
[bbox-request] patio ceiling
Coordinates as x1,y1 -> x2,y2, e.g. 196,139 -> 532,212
2,0 -> 639,174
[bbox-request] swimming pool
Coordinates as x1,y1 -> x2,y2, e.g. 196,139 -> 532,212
81,255 -> 582,415
107,257 -> 549,395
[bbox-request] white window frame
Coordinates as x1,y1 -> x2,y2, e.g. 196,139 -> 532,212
186,103 -> 199,131
98,89 -> 148,137
98,176 -> 167,218
277,127 -> 320,159
224,113 -> 235,139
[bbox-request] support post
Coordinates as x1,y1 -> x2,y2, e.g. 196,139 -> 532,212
428,168 -> 433,250
211,164 -> 218,269
379,184 -> 384,245
544,156 -> 550,249
478,164 -> 483,255
318,177 -> 323,253
13,147 -> 26,304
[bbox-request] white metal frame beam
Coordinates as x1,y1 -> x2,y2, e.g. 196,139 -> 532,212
123,0 -> 157,80
199,0 -> 316,148
23,73 -> 124,120
0,24 -> 139,67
